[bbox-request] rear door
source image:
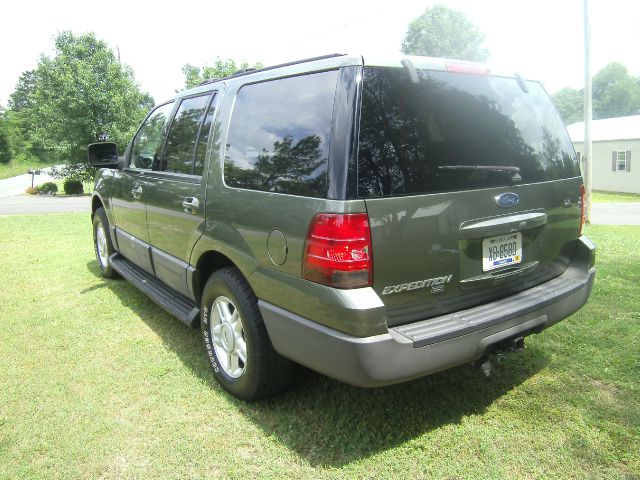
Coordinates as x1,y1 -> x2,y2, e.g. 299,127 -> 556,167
144,92 -> 216,296
357,66 -> 583,326
111,101 -> 175,273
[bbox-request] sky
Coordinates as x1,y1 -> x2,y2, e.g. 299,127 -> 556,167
1,0 -> 639,106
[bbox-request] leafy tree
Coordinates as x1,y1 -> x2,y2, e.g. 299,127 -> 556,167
551,87 -> 583,125
592,62 -> 640,119
0,108 -> 11,164
551,62 -> 640,124
8,70 -> 37,112
182,58 -> 263,89
401,5 -> 489,62
27,31 -> 154,164
6,70 -> 44,162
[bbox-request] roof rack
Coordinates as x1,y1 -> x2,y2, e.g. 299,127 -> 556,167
197,53 -> 345,87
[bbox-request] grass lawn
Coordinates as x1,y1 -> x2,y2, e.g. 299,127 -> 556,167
0,158 -> 56,180
0,215 -> 638,479
592,190 -> 640,203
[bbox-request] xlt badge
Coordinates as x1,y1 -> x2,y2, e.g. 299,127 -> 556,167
382,275 -> 453,295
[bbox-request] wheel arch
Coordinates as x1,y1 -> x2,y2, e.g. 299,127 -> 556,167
193,250 -> 237,303
91,194 -> 104,218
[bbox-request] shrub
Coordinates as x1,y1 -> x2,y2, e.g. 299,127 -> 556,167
63,179 -> 83,195
25,186 -> 38,195
50,163 -> 96,184
36,182 -> 58,194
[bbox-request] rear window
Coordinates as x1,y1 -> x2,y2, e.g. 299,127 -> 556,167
224,70 -> 339,198
357,67 -> 580,198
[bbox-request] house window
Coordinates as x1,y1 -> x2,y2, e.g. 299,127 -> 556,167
612,150 -> 631,172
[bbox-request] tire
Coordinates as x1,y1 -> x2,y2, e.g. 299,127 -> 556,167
200,267 -> 293,400
92,207 -> 120,279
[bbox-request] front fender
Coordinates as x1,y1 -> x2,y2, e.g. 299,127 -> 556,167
92,168 -> 116,227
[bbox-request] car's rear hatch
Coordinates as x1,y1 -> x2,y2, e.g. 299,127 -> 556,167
356,63 -> 583,327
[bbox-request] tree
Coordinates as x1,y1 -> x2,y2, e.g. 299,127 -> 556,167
182,58 -> 263,90
6,70 -> 44,162
551,87 -> 583,125
8,70 -> 37,112
0,108 -> 11,164
551,62 -> 640,124
401,5 -> 490,62
27,31 -> 154,164
592,62 -> 640,119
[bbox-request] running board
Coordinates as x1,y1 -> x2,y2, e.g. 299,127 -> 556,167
109,253 -> 200,328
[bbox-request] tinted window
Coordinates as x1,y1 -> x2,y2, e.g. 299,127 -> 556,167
358,67 -> 581,198
224,70 -> 339,197
130,102 -> 174,170
163,94 -> 211,174
193,95 -> 217,176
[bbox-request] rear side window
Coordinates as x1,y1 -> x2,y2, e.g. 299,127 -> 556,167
224,70 -> 339,198
193,96 -> 217,176
163,93 -> 212,175
357,67 -> 581,198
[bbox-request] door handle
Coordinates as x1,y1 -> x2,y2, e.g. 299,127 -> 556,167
131,185 -> 142,199
182,197 -> 200,214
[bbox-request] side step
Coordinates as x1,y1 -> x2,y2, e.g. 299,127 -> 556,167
109,253 -> 200,328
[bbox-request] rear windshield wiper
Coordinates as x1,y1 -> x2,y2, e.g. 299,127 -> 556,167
438,165 -> 523,183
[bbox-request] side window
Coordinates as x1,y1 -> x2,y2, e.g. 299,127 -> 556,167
130,102 -> 174,170
194,95 -> 217,176
224,70 -> 339,198
163,94 -> 212,175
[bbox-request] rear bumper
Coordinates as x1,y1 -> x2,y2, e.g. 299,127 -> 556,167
260,264 -> 596,388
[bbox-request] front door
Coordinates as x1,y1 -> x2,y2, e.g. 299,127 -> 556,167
110,101 -> 175,273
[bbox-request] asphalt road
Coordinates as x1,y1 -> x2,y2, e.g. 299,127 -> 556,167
0,194 -> 90,215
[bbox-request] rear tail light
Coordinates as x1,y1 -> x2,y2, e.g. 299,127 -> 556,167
579,184 -> 586,236
303,213 -> 372,289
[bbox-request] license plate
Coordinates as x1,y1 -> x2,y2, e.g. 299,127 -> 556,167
482,232 -> 522,272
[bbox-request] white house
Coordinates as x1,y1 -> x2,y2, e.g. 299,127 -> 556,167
566,115 -> 639,194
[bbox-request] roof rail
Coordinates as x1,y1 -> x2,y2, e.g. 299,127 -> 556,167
197,53 -> 345,87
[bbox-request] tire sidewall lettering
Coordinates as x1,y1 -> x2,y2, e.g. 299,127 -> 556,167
202,325 -> 220,373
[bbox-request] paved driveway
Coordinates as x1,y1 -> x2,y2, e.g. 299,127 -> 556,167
590,203 -> 640,225
0,166 -> 64,198
0,195 -> 90,215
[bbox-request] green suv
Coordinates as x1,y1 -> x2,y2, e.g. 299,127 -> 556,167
88,54 -> 596,400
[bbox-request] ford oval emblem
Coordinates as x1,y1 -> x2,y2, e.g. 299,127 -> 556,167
495,192 -> 519,208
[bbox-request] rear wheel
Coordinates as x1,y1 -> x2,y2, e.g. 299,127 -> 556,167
200,267 -> 293,400
92,207 -> 120,279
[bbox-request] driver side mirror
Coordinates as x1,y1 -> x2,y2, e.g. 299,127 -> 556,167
88,142 -> 121,168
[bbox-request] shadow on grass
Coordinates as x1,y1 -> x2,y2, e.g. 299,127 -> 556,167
85,260 -> 550,467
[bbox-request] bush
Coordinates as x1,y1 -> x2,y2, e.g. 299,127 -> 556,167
50,163 -> 96,184
36,182 -> 58,194
63,179 -> 83,195
25,186 -> 38,195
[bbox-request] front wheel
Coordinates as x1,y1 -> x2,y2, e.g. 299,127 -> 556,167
201,267 -> 293,400
92,207 -> 120,279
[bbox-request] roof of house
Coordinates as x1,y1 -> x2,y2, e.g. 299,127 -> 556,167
566,115 -> 640,142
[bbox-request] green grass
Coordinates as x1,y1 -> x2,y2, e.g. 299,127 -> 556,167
592,190 -> 640,203
0,215 -> 638,479
0,157 -> 56,180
